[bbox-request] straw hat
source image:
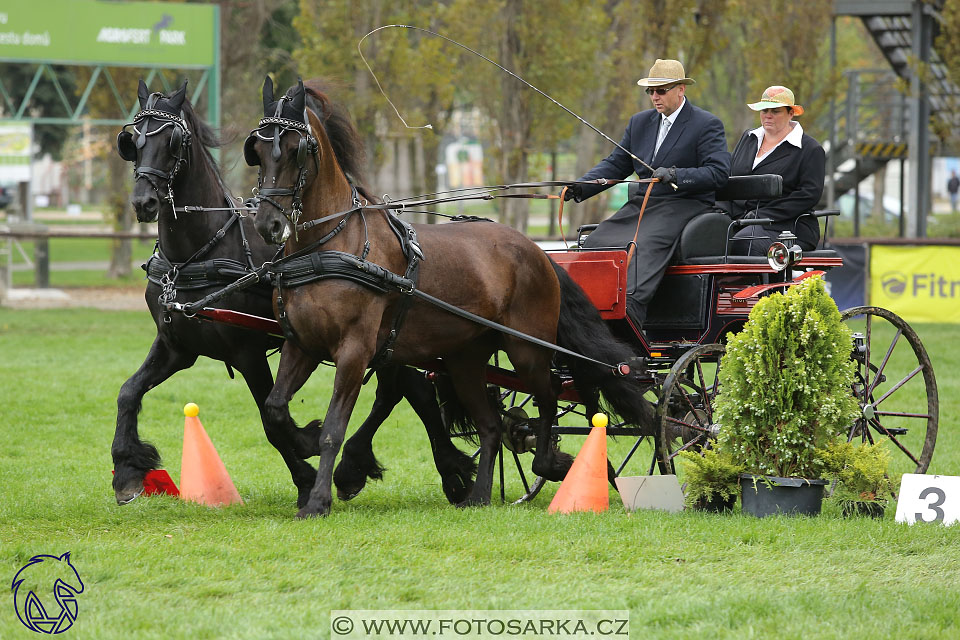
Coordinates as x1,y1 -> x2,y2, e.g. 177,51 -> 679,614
636,59 -> 696,87
747,85 -> 804,116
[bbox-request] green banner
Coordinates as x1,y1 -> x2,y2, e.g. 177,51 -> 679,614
0,0 -> 215,67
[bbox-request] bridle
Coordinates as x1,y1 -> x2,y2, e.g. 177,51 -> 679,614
244,96 -> 319,239
117,93 -> 192,215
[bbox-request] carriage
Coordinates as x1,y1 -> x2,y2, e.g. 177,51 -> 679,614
116,79 -> 937,515
482,175 -> 938,502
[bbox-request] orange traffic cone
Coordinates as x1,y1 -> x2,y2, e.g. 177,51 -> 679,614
179,403 -> 243,507
548,413 -> 609,514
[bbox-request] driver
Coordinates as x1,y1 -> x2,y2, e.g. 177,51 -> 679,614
563,58 -> 729,326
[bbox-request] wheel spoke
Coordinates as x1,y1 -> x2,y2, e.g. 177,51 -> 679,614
872,365 -> 923,407
867,328 -> 902,398
870,417 -> 921,467
664,416 -> 712,434
668,434 -> 708,460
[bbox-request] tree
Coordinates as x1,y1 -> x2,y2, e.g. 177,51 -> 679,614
443,0 -> 609,230
293,0 -> 459,206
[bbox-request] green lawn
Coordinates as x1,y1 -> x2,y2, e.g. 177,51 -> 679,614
1,309 -> 959,639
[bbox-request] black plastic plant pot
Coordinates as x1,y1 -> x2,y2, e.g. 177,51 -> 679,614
694,493 -> 737,513
739,474 -> 828,517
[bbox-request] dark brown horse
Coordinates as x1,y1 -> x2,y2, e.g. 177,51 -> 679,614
113,80 -> 474,508
247,78 -> 654,517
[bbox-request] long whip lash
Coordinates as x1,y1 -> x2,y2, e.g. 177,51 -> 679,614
358,24 -> 660,175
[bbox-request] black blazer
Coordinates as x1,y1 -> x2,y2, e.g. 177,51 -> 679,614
575,99 -> 729,204
726,127 -> 825,249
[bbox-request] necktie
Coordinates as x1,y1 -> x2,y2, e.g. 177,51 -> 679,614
654,117 -> 671,157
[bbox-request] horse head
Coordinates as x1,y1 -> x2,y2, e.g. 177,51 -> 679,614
246,76 -> 326,245
117,79 -> 191,222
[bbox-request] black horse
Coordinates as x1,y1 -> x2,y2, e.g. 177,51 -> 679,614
112,80 -> 474,507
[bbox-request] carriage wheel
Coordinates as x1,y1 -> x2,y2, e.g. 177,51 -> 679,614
477,383 -> 658,503
464,387 -> 550,504
841,306 -> 938,474
657,344 -> 725,478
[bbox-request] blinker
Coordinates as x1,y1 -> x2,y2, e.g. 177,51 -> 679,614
169,125 -> 183,154
297,137 -> 308,166
243,135 -> 259,166
117,130 -> 136,161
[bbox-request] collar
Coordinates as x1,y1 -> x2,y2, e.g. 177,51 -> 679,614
661,97 -> 686,127
749,120 -> 803,148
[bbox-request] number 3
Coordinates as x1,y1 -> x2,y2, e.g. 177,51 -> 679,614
915,487 -> 946,523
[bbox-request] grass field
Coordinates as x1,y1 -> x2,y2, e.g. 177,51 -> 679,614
1,308 -> 959,639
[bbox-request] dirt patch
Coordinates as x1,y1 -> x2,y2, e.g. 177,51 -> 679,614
2,287 -> 148,311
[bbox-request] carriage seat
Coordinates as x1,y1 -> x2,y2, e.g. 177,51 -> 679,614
675,174 -> 783,262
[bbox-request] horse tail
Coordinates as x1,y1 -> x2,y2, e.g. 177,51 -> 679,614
549,259 -> 656,432
433,374 -> 480,444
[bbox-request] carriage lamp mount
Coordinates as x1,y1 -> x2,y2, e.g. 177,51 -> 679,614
766,230 -> 803,272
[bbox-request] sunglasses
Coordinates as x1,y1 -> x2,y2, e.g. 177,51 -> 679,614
645,85 -> 678,96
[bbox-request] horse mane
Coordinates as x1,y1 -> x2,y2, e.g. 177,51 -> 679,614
177,97 -> 225,184
292,80 -> 368,190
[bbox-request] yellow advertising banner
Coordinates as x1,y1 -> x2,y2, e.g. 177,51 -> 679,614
871,245 -> 960,323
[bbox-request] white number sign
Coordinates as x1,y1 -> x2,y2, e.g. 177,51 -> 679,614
895,474 -> 960,525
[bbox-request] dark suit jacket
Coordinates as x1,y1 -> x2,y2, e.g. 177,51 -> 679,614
726,127 -> 825,249
575,99 -> 729,203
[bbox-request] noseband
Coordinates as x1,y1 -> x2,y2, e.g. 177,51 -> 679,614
118,94 -> 192,214
246,98 -> 319,238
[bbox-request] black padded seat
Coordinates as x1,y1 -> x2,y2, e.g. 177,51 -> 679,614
675,211 -> 732,261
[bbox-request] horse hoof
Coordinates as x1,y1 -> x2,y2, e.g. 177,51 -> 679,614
455,496 -> 489,509
336,486 -> 362,501
115,484 -> 144,505
295,505 -> 330,519
442,479 -> 473,505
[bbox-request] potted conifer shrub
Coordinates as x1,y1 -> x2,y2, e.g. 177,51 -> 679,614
818,439 -> 893,518
713,276 -> 860,517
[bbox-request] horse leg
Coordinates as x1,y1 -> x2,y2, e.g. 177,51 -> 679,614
397,367 -> 476,504
300,348 -> 370,519
113,337 -> 197,504
333,366 -> 401,501
443,353 -> 502,507
236,355 -> 319,508
508,343 -> 572,483
261,342 -> 321,511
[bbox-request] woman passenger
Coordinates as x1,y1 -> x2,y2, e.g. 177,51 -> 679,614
725,85 -> 825,255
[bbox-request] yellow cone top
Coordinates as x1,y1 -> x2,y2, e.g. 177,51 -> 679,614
184,402 -> 200,417
591,413 -> 608,429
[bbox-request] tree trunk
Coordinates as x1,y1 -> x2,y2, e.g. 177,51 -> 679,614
107,151 -> 132,279
498,0 -> 530,230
